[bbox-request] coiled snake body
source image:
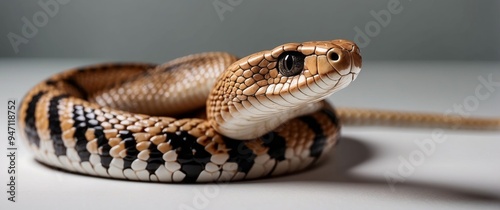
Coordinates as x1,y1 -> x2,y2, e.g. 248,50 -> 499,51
19,39 -> 499,183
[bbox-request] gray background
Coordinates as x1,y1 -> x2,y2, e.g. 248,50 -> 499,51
1,0 -> 499,62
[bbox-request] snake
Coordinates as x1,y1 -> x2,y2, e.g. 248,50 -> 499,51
18,39 -> 499,183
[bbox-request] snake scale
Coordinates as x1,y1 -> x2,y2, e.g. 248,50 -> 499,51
19,39 -> 499,183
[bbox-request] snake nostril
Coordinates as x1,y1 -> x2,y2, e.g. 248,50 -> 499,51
329,52 -> 339,61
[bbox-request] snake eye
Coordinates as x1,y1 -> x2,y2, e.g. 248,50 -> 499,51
278,52 -> 305,76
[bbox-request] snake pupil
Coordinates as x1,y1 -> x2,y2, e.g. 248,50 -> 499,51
278,52 -> 305,76
285,55 -> 294,70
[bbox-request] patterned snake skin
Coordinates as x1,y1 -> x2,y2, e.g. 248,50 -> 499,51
18,39 -> 500,183
19,39 -> 362,182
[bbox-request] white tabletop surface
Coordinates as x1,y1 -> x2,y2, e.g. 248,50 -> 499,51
0,59 -> 499,210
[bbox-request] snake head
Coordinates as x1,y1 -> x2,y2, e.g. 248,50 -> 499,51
271,39 -> 362,103
208,39 -> 362,140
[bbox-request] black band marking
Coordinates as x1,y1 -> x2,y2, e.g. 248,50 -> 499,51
120,130 -> 138,170
24,91 -> 46,147
64,78 -> 88,100
223,137 -> 256,175
260,132 -> 286,176
321,108 -> 341,146
168,131 -> 211,183
261,132 -> 286,161
321,108 -> 339,127
146,142 -> 164,174
298,115 -> 326,158
48,95 -> 69,156
72,105 -> 112,165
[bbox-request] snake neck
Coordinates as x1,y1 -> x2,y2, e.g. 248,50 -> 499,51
211,99 -> 326,140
